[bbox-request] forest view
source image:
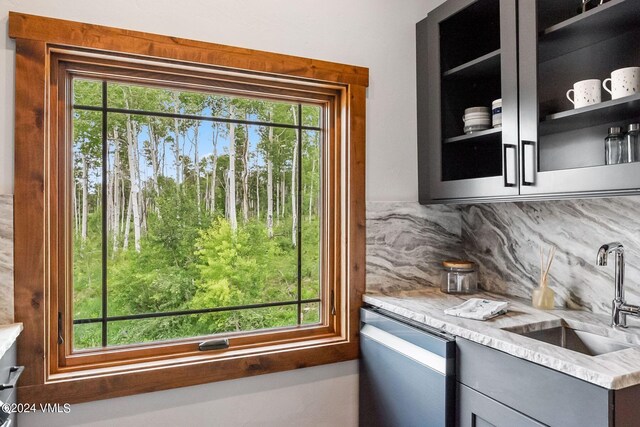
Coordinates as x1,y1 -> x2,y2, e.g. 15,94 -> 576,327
72,79 -> 322,350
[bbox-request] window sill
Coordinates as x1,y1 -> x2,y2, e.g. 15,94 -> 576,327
22,335 -> 358,405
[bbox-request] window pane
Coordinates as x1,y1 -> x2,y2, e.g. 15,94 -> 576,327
72,81 -> 323,349
106,82 -> 300,126
73,323 -> 102,350
249,100 -> 299,126
72,109 -> 103,321
301,302 -> 320,325
302,104 -> 321,128
106,113 -> 201,316
106,305 -> 298,346
73,79 -> 102,107
107,315 -> 207,346
107,82 -> 175,113
301,130 -> 321,300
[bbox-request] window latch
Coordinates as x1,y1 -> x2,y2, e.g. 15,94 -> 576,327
198,338 -> 230,351
57,312 -> 64,345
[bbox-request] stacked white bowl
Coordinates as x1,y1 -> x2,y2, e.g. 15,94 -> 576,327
463,106 -> 491,134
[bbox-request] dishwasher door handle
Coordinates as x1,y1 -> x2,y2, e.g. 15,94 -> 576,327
361,324 -> 447,374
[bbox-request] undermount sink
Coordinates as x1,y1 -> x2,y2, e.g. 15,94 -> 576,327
516,326 -> 634,356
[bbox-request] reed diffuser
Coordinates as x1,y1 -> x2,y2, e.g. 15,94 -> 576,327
532,245 -> 556,310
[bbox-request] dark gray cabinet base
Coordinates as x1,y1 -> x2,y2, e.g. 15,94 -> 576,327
457,383 -> 544,427
457,338 -> 640,427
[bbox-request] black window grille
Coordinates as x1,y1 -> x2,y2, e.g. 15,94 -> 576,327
72,80 -> 323,348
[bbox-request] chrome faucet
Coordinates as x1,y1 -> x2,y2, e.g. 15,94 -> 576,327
596,242 -> 640,328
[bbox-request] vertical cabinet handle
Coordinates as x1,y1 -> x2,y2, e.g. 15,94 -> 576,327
522,141 -> 535,186
503,144 -> 517,187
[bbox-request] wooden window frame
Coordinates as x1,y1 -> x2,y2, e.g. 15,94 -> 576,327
10,12 -> 367,404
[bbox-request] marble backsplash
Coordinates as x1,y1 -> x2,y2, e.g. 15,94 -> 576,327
367,197 -> 640,316
461,197 -> 640,316
366,202 -> 461,292
0,195 -> 14,323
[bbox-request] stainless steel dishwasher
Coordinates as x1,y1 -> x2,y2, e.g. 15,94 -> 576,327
359,307 -> 455,427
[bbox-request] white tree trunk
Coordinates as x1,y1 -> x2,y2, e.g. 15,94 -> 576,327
106,149 -> 113,245
255,167 -> 260,221
276,171 -> 280,224
120,175 -> 126,243
281,172 -> 286,219
194,124 -> 201,213
123,191 -> 132,250
210,125 -> 219,213
148,119 -> 160,197
73,181 -> 79,237
80,153 -> 89,241
308,158 -> 315,222
241,124 -> 250,224
125,111 -> 142,253
227,105 -> 238,232
290,106 -> 299,247
172,91 -> 182,186
111,144 -> 120,253
267,124 -> 274,238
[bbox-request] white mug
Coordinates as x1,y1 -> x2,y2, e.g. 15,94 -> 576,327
566,79 -> 601,109
603,67 -> 640,100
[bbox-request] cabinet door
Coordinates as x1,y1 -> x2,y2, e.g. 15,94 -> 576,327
518,0 -> 640,196
418,0 -> 520,202
458,383 -> 544,427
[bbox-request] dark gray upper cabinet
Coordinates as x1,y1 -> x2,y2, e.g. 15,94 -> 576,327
418,0 -> 640,203
418,0 -> 520,202
519,0 -> 640,196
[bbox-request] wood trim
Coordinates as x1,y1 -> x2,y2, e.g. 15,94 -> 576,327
60,327 -> 336,371
12,15 -> 367,405
347,85 -> 367,344
8,12 -> 369,87
14,38 -> 48,389
53,49 -> 344,99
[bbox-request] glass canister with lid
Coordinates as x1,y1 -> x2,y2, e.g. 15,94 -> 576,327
440,260 -> 478,294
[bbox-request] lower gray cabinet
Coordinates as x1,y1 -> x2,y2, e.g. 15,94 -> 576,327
457,338 -> 640,427
457,383 -> 544,427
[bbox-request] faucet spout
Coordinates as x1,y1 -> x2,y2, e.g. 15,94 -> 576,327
596,246 -> 609,266
596,242 -> 632,328
596,242 -> 624,266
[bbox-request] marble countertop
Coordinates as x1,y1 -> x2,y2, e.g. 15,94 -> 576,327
364,288 -> 640,390
0,323 -> 23,360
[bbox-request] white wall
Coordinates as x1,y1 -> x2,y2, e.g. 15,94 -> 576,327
1,0 -> 444,425
22,361 -> 358,427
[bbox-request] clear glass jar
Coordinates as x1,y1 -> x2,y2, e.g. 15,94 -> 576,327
625,123 -> 639,163
605,126 -> 625,165
440,260 -> 478,294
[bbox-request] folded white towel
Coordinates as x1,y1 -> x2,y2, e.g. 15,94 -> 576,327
444,298 -> 508,321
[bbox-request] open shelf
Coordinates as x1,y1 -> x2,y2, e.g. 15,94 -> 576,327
538,0 -> 640,63
443,49 -> 501,79
444,127 -> 501,144
439,0 -> 500,72
540,93 -> 640,136
442,134 -> 502,181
